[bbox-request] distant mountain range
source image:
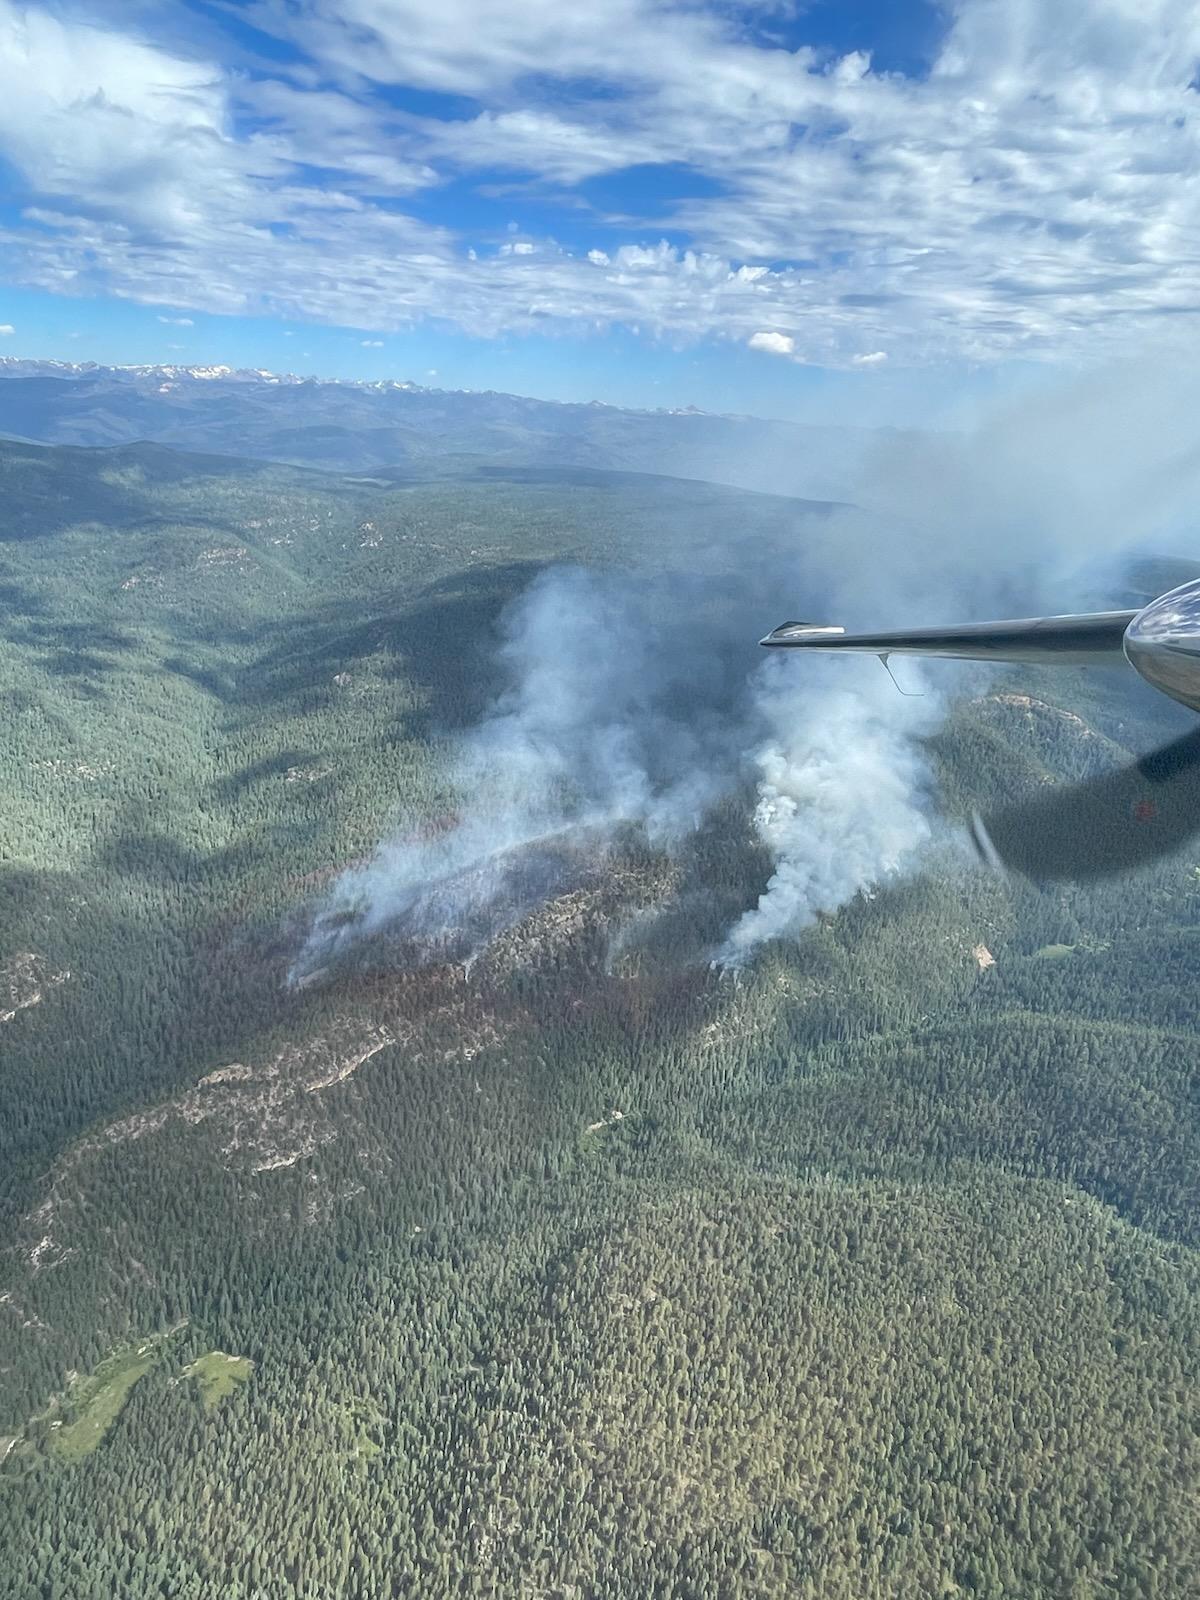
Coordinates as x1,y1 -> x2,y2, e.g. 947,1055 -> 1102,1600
0,358 -> 899,500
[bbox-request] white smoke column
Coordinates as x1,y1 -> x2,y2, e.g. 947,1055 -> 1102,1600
714,354 -> 1200,965
290,563 -> 748,980
720,655 -> 940,964
292,353 -> 1200,983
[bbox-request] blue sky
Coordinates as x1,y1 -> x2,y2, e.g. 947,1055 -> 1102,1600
1,1 -> 1199,424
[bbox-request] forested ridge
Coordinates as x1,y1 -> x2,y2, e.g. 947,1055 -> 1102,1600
0,360 -> 875,503
1,436 -> 1198,1598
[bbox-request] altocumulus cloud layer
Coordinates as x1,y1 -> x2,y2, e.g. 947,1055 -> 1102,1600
294,361 -> 1200,979
3,0 -> 1200,364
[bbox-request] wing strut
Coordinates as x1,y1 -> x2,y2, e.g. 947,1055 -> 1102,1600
877,653 -> 924,697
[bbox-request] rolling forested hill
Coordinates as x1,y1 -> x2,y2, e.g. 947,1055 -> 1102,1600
1,434 -> 1198,1599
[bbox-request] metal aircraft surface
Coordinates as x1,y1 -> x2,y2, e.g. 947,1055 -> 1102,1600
761,577 -> 1200,881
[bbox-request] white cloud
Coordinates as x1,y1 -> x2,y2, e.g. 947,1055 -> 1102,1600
245,0 -> 692,99
361,338 -> 384,346
0,3 -> 244,235
852,351 -> 887,366
0,323 -> 13,335
748,330 -> 795,356
422,108 -> 649,185
158,314 -> 193,326
0,2 -> 455,305
241,77 -> 436,194
2,0 -> 1200,365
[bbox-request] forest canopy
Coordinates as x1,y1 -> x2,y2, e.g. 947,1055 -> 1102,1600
1,436 -> 1197,1599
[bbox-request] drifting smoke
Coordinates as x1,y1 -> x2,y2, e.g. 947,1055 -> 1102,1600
293,356 -> 1200,982
293,536 -> 937,980
719,658 -> 941,965
291,564 -> 763,980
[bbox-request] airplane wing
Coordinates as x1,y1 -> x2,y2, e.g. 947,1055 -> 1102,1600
761,610 -> 1137,664
760,603 -> 1200,879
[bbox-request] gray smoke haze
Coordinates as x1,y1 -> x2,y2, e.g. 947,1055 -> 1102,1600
293,358 -> 1200,981
291,563 -> 767,980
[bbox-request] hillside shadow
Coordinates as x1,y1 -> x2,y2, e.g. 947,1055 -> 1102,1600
6,620 -> 143,693
221,558 -> 547,734
0,579 -> 48,620
14,619 -> 140,654
40,649 -> 113,681
97,816 -> 324,887
210,750 -> 322,803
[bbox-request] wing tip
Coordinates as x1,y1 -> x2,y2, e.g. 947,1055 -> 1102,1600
760,622 -> 847,648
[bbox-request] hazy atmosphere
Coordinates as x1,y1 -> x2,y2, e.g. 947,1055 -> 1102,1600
297,356 -> 1200,977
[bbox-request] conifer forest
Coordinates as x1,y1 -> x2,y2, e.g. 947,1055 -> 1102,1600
1,435 -> 1198,1599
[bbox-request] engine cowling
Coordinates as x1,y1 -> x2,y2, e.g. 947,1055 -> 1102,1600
1123,578 -> 1200,713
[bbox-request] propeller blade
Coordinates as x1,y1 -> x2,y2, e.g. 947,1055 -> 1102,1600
970,727 -> 1200,880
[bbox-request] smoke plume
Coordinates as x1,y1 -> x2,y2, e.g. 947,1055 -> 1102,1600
718,657 -> 941,965
293,356 -> 1200,982
290,563 -> 766,980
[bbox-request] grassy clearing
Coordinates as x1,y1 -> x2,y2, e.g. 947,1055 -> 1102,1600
50,1346 -> 159,1463
183,1351 -> 253,1409
1034,942 -> 1076,960
1,1326 -> 187,1469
